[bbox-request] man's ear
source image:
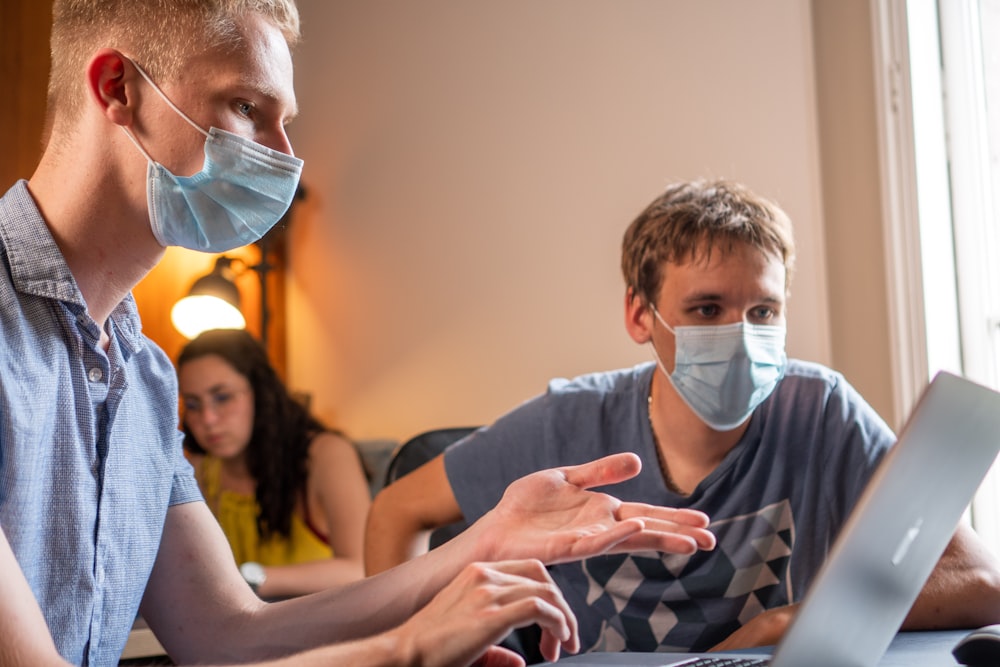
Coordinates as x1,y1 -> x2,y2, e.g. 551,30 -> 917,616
86,49 -> 133,126
624,287 -> 654,345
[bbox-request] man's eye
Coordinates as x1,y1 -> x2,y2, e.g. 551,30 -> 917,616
183,399 -> 202,413
236,101 -> 254,117
696,305 -> 719,317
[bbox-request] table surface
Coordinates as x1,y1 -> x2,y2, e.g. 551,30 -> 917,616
536,630 -> 972,666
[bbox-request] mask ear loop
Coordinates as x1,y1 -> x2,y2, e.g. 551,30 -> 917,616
120,126 -> 154,163
647,304 -> 676,379
121,54 -> 211,139
649,304 -> 677,335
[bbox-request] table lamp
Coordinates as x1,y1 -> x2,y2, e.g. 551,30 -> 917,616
170,256 -> 246,339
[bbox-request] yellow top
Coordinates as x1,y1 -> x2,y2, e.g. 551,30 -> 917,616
195,455 -> 333,566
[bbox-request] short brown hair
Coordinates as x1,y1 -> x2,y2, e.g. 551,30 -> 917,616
47,0 -> 300,126
621,180 -> 796,306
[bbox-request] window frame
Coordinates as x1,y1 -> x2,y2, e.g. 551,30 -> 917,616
872,0 -> 1000,548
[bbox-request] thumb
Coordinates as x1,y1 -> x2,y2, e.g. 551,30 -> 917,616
560,452 -> 642,490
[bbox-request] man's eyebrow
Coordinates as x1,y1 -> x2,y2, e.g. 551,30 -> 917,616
681,292 -> 784,303
681,292 -> 724,303
247,83 -> 298,123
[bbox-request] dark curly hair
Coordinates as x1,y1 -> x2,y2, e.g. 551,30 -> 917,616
178,328 -> 329,541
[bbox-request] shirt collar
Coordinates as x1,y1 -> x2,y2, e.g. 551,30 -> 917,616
0,180 -> 146,354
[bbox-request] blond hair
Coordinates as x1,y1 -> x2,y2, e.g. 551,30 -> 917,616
621,180 -> 796,306
47,0 -> 300,128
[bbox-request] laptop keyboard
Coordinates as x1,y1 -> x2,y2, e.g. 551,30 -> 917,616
669,658 -> 770,666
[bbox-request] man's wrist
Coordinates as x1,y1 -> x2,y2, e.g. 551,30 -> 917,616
458,512 -> 501,563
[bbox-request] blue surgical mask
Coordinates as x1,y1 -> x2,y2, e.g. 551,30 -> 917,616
650,306 -> 787,431
121,57 -> 303,253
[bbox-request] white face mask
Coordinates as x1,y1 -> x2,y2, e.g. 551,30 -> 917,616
121,56 -> 303,252
650,306 -> 787,431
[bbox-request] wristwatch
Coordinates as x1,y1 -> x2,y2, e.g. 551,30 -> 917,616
239,561 -> 267,595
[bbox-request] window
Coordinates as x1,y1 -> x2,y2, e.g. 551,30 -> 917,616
936,0 -> 1000,550
876,0 -> 1000,551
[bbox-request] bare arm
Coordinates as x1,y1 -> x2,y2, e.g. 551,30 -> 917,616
257,433 -> 372,597
141,502 -> 579,666
712,522 -> 1000,651
143,501 -> 472,660
0,527 -> 70,667
365,454 -> 462,575
903,522 -> 1000,629
146,453 -> 714,663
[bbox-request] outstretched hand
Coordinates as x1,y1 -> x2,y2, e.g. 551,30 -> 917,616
473,452 -> 716,565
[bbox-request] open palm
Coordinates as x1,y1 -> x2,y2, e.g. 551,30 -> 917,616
475,453 -> 716,565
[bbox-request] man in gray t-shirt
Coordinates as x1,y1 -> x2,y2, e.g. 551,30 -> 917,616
365,180 -> 1000,655
442,359 -> 889,651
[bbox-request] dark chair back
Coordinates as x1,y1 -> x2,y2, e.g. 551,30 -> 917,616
383,426 -> 478,549
383,425 -> 544,663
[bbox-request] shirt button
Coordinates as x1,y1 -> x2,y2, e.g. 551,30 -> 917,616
88,367 -> 104,383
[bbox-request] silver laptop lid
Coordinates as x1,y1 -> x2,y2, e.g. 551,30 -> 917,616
769,371 -> 1000,667
539,371 -> 1000,667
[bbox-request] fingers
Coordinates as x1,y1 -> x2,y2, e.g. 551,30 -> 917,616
564,521 -> 712,560
473,645 -> 527,667
457,560 -> 580,657
588,530 -> 705,556
401,559 -> 579,667
559,452 -> 642,490
604,521 -> 715,554
617,504 -> 717,551
540,517 -> 644,564
475,560 -> 578,654
482,454 -> 716,568
552,506 -> 715,561
618,503 -> 711,528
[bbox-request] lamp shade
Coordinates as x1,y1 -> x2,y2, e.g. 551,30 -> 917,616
171,258 -> 247,339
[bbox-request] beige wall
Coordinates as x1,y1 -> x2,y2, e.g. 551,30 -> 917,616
0,0 -> 907,439
811,0 -> 896,426
285,0 -> 895,441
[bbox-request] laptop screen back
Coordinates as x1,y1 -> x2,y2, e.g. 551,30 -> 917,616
769,371 -> 1000,667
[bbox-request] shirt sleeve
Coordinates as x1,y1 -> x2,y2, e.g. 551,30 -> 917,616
819,372 -> 896,522
168,428 -> 203,506
444,391 -> 554,522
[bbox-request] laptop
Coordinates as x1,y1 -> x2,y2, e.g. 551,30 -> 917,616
540,371 -> 1000,667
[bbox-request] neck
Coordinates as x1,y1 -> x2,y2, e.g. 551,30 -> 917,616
647,371 -> 748,494
28,137 -> 166,329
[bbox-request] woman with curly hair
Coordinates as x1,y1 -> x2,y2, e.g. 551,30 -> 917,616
177,328 -> 371,598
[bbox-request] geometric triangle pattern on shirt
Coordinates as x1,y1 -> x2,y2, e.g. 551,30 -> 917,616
574,499 -> 796,653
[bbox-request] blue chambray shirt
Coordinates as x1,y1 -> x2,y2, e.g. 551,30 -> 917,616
0,181 -> 203,665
